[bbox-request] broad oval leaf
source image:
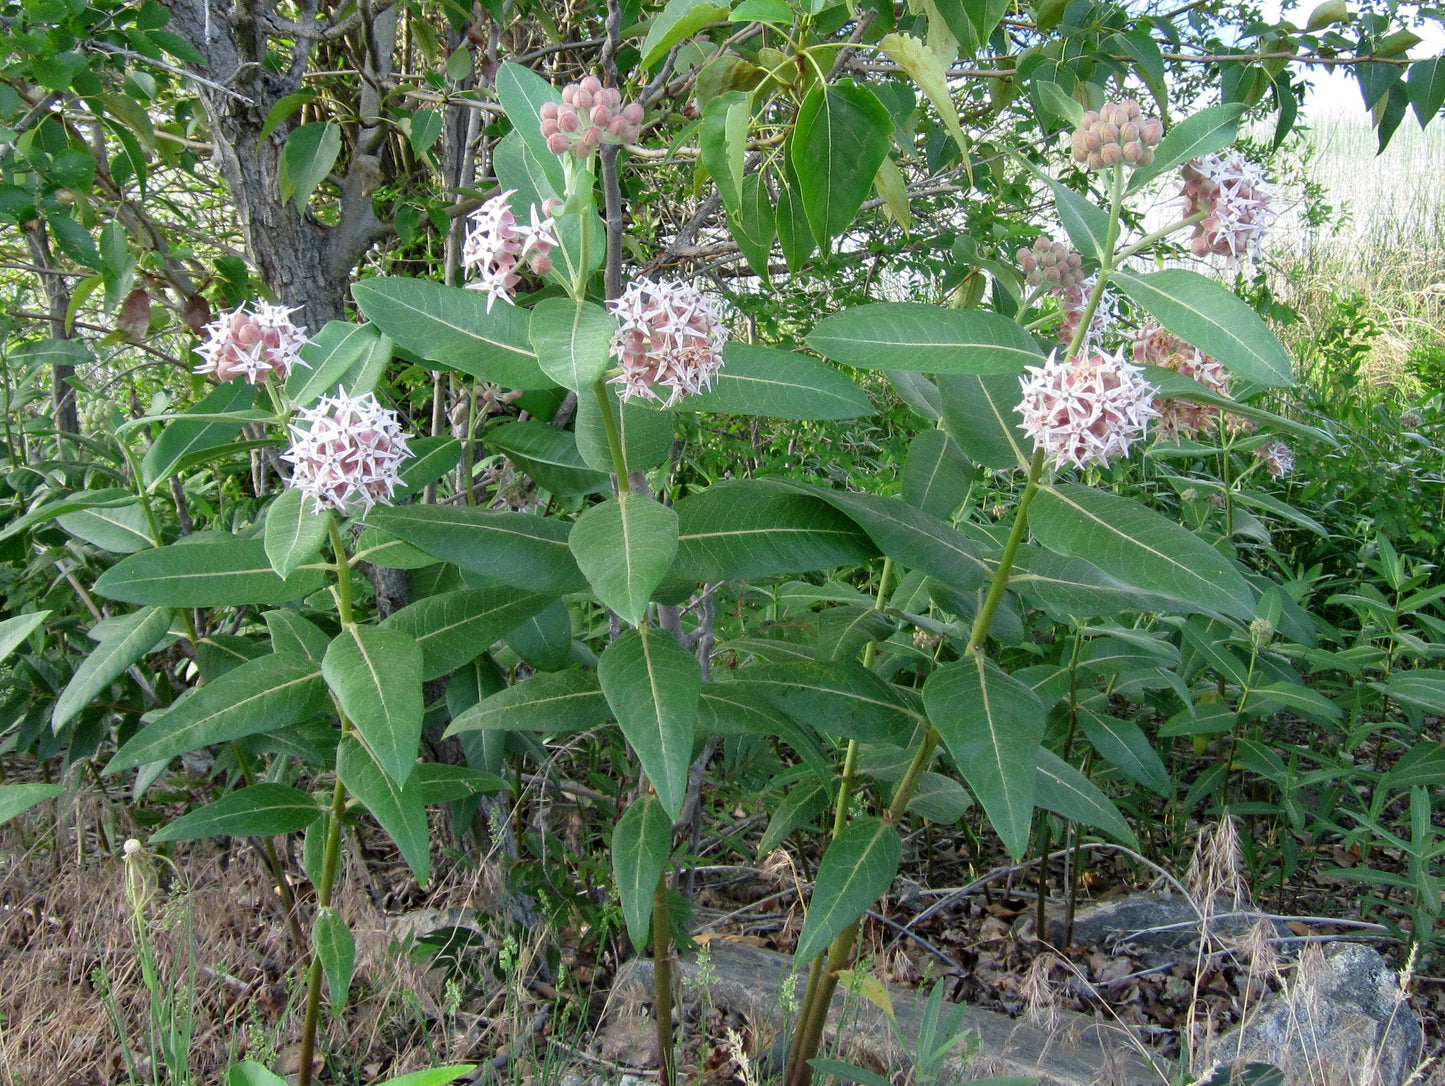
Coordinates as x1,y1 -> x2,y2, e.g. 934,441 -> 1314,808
575,383 -> 676,473
383,588 -> 554,681
674,480 -> 875,581
488,419 -> 611,497
264,487 -> 330,579
149,784 -> 322,843
641,0 -> 730,69
95,539 -> 330,607
792,81 -> 892,247
1111,269 -> 1292,387
902,429 -> 972,522
289,321 -> 391,406
279,121 -> 341,208
336,735 -> 430,885
351,278 -> 547,389
808,303 -> 1042,376
494,62 -> 566,194
1048,178 -> 1111,264
1030,484 -> 1256,620
140,380 -> 254,488
57,500 -> 153,553
363,505 -> 585,594
937,372 -> 1031,469
598,627 -> 700,821
1077,708 -> 1172,797
313,907 -> 356,1010
0,611 -> 49,665
793,817 -> 901,963
922,658 -> 1044,859
569,494 -> 679,627
674,343 -> 873,420
107,652 -> 324,773
446,668 -> 610,735
1126,102 -> 1246,193
323,626 -> 424,787
724,660 -> 920,741
53,606 -> 172,731
529,297 -> 615,392
1034,748 -> 1136,846
612,794 -> 673,950
0,783 -> 66,826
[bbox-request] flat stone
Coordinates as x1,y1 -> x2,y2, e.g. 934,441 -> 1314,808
1060,892 -> 1286,969
613,939 -> 1161,1086
1209,942 -> 1424,1086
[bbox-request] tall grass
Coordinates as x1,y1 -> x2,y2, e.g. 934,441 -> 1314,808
1270,105 -> 1445,402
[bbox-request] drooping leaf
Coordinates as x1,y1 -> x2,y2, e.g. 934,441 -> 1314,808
288,321 -> 392,406
57,500 -> 153,553
612,794 -> 672,950
936,372 -> 1031,470
107,653 -> 325,773
53,606 -> 172,732
791,81 -> 892,247
0,611 -> 49,665
673,343 -> 872,420
278,121 -> 341,209
264,488 -> 331,579
569,494 -> 679,627
1126,102 -> 1246,193
1009,546 -> 1182,619
1111,269 -> 1292,387
447,668 -> 608,735
1047,179 -> 1111,264
641,0 -> 730,69
323,626 -> 424,787
263,610 -> 331,664
730,170 -> 776,279
149,784 -> 322,843
1077,708 -> 1172,797
351,278 -> 546,389
493,62 -> 566,194
140,380 -> 255,488
1408,56 -> 1445,125
793,817 -> 900,963
488,419 -> 611,497
922,658 -> 1044,859
1033,748 -> 1136,846
336,736 -> 430,884
529,297 -> 616,392
95,539 -> 329,607
876,33 -> 968,156
674,480 -> 875,580
726,659 -> 920,741
1030,484 -> 1256,620
901,429 -> 971,521
313,907 -> 356,1010
363,505 -> 585,594
598,627 -> 700,821
808,302 -> 1041,376
700,91 -> 749,215
383,588 -> 554,680
0,783 -> 66,827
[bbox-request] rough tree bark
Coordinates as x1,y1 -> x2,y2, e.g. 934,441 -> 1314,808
163,0 -> 395,327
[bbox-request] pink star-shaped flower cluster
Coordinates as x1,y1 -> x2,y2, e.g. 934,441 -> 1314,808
608,277 -> 727,406
194,301 -> 309,385
1131,323 -> 1232,442
283,391 -> 413,512
1017,349 -> 1158,470
1181,153 -> 1276,262
462,191 -> 558,311
1254,439 -> 1294,479
1055,274 -> 1118,353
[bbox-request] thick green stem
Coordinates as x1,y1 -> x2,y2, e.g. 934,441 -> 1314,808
652,870 -> 676,1086
592,377 -> 631,485
297,524 -> 356,1086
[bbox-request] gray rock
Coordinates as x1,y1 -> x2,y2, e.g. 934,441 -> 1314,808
1059,892 -> 1286,970
1211,942 -> 1423,1086
614,939 -> 1161,1086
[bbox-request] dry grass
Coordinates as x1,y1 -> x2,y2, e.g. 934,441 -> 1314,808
0,786 -> 532,1085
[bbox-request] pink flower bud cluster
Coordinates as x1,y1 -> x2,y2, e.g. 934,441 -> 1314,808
194,301 -> 309,384
608,277 -> 727,407
1018,237 -> 1086,293
462,191 -> 558,311
1071,99 -> 1164,171
1180,152 -> 1275,261
283,391 -> 413,512
540,76 -> 644,159
1016,348 -> 1158,471
1131,323 -> 1231,442
1254,439 -> 1294,479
